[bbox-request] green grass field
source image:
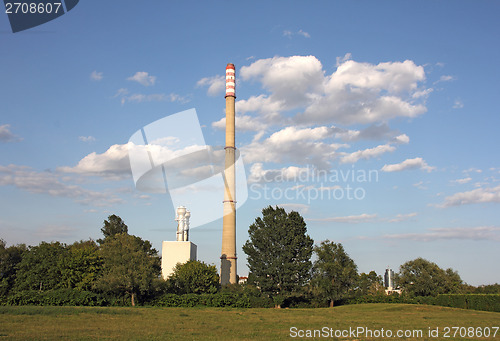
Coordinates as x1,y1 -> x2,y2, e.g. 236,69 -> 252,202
0,304 -> 498,340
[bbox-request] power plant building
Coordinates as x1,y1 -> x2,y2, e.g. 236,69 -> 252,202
161,206 -> 197,279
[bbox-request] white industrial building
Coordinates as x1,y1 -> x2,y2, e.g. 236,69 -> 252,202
161,206 -> 197,280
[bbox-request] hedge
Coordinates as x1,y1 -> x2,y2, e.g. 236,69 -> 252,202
153,293 -> 250,308
5,290 -> 497,311
434,294 -> 500,312
4,289 -> 108,306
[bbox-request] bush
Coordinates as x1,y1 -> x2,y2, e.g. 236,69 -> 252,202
247,295 -> 273,308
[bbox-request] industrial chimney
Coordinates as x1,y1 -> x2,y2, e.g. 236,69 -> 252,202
175,206 -> 190,242
220,63 -> 237,285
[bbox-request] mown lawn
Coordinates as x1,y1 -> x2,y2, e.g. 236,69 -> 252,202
0,304 -> 498,340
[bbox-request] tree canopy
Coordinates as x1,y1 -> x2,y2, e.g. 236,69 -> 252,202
167,260 -> 219,294
0,240 -> 26,297
96,233 -> 160,306
357,271 -> 384,296
60,240 -> 102,291
14,241 -> 67,292
242,206 -> 313,304
97,214 -> 128,244
311,240 -> 358,307
397,257 -> 463,296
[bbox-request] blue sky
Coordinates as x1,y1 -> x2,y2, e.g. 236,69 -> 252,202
1,1 -> 499,285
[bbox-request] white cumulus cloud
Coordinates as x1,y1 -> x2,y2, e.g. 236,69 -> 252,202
340,144 -> 396,164
247,163 -> 311,183
283,30 -> 310,39
297,59 -> 428,125
197,75 -> 225,96
392,134 -> 410,144
127,71 -> 156,86
438,184 -> 500,207
79,136 -> 96,143
90,71 -> 103,81
0,165 -> 122,206
212,115 -> 268,132
0,124 -> 22,143
241,126 -> 346,168
451,177 -> 472,185
297,29 -> 310,38
381,157 -> 435,173
240,55 -> 324,109
57,143 -> 132,179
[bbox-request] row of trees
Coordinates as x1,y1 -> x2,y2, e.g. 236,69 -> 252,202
0,215 -> 162,306
244,206 -> 371,307
0,215 -> 225,306
1,207 -> 496,307
242,206 -> 487,307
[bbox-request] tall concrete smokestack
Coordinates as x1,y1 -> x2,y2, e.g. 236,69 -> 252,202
221,63 -> 237,285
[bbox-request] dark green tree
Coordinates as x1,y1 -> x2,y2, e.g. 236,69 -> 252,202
397,257 -> 463,297
96,233 -> 160,306
473,283 -> 500,294
97,214 -> 128,244
357,271 -> 384,296
167,260 -> 219,294
60,240 -> 102,291
311,240 -> 358,307
0,240 -> 26,297
242,206 -> 313,307
14,241 -> 68,291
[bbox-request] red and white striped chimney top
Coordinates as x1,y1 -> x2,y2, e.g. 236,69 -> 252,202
225,63 -> 235,98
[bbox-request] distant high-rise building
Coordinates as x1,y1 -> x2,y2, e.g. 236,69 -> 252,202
384,268 -> 395,289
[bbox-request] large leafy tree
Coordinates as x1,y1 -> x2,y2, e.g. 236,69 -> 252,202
311,240 -> 358,307
14,241 -> 68,291
11,239 -> 103,293
97,214 -> 128,244
60,240 -> 102,291
357,271 -> 384,296
397,257 -> 462,297
97,233 -> 161,306
242,206 -> 313,305
167,260 -> 219,294
0,240 -> 26,297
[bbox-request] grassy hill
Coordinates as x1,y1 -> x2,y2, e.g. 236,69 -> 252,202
0,303 -> 499,340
